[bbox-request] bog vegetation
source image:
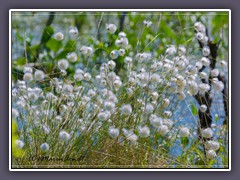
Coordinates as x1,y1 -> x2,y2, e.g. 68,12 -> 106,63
11,11 -> 229,168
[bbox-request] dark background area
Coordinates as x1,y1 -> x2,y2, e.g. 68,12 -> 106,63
0,0 -> 239,179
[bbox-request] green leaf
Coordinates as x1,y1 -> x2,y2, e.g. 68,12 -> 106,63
64,40 -> 76,51
87,37 -> 95,45
213,36 -> 221,44
195,158 -> 205,166
56,50 -> 70,60
16,32 -> 24,42
15,57 -> 27,65
46,38 -> 63,53
190,102 -> 198,116
94,48 -> 105,57
160,21 -> 176,41
212,14 -> 229,35
41,26 -> 54,44
55,40 -> 77,60
215,114 -> 219,122
208,159 -> 216,166
29,44 -> 40,51
181,137 -> 189,149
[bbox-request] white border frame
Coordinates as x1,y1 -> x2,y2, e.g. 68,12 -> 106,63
9,9 -> 231,171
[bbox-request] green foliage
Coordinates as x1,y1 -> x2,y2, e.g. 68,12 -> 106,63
212,13 -> 229,35
40,26 -> 54,44
14,57 -> 27,66
181,137 -> 189,149
56,40 -> 77,60
190,102 -> 198,116
12,120 -> 24,158
46,38 -> 63,53
16,32 -> 24,42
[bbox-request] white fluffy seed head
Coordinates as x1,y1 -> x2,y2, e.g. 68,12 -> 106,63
212,81 -> 224,92
69,26 -> 78,35
24,66 -> 33,73
42,125 -> 50,134
151,92 -> 159,101
80,46 -> 88,54
58,59 -> 69,70
15,140 -> 24,149
109,127 -> 119,138
199,72 -> 208,79
200,104 -> 208,112
163,98 -> 170,108
202,128 -> 213,138
16,100 -> 25,108
113,79 -> 122,90
145,103 -> 154,114
23,73 -> 33,83
211,69 -> 219,77
110,50 -> 119,59
199,83 -> 210,94
179,127 -> 190,137
119,49 -> 126,56
115,37 -> 129,48
59,130 -> 71,141
12,108 -> 19,119
106,23 -> 117,34
158,125 -> 169,135
63,84 -> 73,94
220,60 -> 227,68
178,45 -> 186,56
83,73 -> 92,81
188,80 -> 199,95
203,36 -> 209,44
138,126 -> 150,138
166,45 -> 177,55
202,46 -> 210,56
67,52 -> 78,63
120,104 -> 132,116
54,32 -> 64,41
108,72 -> 116,82
59,105 -> 67,114
206,150 -> 217,159
150,73 -> 161,84
176,75 -> 184,85
124,56 -> 132,64
28,91 -> 38,102
188,65 -> 197,75
104,101 -> 115,111
98,111 -> 110,121
205,141 -> 220,151
150,115 -> 162,128
74,73 -> 83,81
194,22 -> 206,33
195,61 -> 203,70
126,87 -> 134,96
87,89 -> 96,97
80,46 -> 93,55
118,32 -> 126,38
143,20 -> 152,27
87,47 -> 94,55
34,70 -> 45,81
127,134 -> 138,145
201,57 -> 211,67
40,143 -> 50,152
108,60 -> 116,70
163,119 -> 173,129
100,80 -> 107,87
196,32 -> 204,41
177,91 -> 186,100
